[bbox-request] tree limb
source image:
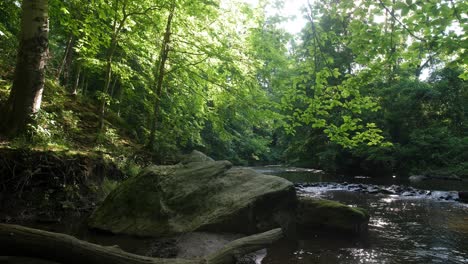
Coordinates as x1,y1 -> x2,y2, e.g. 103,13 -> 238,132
0,224 -> 282,264
205,228 -> 283,264
377,0 -> 426,42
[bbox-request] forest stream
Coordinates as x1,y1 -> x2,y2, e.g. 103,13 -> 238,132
252,166 -> 468,264
10,166 -> 467,264
1,0 -> 467,263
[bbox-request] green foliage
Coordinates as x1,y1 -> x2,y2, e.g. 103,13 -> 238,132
273,0 -> 466,176
0,0 -> 20,78
0,0 -> 465,176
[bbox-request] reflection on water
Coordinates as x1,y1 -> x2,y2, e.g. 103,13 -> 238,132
251,166 -> 468,192
254,166 -> 468,264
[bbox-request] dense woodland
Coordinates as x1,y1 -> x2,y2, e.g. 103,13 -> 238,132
0,0 -> 466,177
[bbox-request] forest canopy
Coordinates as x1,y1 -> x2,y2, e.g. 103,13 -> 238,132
0,0 -> 466,177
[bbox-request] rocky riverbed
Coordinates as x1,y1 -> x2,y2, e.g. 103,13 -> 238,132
296,182 -> 464,202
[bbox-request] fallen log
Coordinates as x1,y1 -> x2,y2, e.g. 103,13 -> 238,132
205,228 -> 283,264
0,224 -> 282,264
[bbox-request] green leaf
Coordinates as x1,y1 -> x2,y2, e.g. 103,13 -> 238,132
60,7 -> 70,15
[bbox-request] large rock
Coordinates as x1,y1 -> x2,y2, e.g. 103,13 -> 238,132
88,160 -> 296,236
296,197 -> 369,234
179,150 -> 214,164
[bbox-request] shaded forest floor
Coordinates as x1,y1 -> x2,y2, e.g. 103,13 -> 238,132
0,80 -> 154,226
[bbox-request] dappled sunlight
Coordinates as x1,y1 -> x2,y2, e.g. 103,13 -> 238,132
0,0 -> 466,263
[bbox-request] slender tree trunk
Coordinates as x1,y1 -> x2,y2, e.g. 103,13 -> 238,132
72,63 -> 81,96
98,1 -> 123,132
148,3 -> 175,149
1,0 -> 49,136
98,53 -> 114,131
110,76 -> 118,98
55,34 -> 74,83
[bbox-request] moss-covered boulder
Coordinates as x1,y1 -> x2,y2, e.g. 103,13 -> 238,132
179,150 -> 214,164
88,160 -> 296,236
296,197 -> 369,234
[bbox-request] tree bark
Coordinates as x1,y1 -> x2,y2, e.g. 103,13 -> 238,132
97,0 -> 122,132
55,34 -> 75,85
0,224 -> 282,264
205,228 -> 283,264
148,2 -> 175,149
72,63 -> 82,96
1,0 -> 49,136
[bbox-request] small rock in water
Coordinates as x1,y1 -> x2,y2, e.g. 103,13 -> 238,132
409,175 -> 428,182
236,255 -> 256,264
458,191 -> 468,203
367,188 -> 380,194
378,189 -> 395,195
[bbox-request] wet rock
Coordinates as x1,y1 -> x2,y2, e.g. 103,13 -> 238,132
409,175 -> 428,182
431,175 -> 462,181
458,192 -> 468,203
367,187 -> 380,194
235,255 -> 256,264
296,197 -> 369,234
444,195 -> 454,201
378,189 -> 395,195
295,183 -> 304,188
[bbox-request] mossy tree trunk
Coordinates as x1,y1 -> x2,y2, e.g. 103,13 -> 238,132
0,224 -> 282,264
1,0 -> 49,136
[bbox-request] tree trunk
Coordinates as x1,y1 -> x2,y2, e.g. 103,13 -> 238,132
110,76 -> 118,98
55,34 -> 74,82
205,228 -> 283,264
148,2 -> 175,149
98,58 -> 114,131
0,224 -> 282,264
72,63 -> 82,96
1,0 -> 49,136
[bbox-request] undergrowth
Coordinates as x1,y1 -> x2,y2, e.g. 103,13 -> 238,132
0,79 -> 149,178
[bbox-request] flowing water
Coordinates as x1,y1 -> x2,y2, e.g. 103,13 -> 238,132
252,166 -> 468,264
